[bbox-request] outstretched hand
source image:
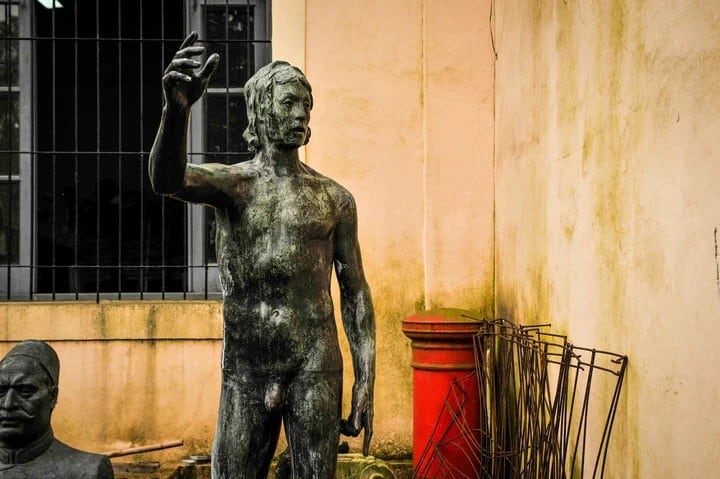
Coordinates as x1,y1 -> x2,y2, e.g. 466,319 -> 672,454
339,380 -> 374,456
162,31 -> 219,112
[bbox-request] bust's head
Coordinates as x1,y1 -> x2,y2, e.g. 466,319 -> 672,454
243,61 -> 313,152
0,341 -> 59,448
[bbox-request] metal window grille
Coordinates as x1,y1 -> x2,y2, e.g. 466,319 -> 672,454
0,0 -> 270,301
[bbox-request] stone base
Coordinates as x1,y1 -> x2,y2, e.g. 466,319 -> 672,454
336,453 -> 396,479
271,453 -> 402,479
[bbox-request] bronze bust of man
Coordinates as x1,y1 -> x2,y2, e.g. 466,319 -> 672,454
0,340 -> 114,478
150,32 -> 376,478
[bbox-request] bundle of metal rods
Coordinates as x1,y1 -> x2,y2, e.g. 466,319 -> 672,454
414,318 -> 628,479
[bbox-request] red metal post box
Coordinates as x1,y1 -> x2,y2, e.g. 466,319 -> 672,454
402,309 -> 484,478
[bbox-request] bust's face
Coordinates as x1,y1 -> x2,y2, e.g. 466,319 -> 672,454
0,357 -> 55,448
264,80 -> 311,149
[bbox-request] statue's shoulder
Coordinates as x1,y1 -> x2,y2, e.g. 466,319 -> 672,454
196,159 -> 258,177
300,163 -> 354,202
231,159 -> 261,173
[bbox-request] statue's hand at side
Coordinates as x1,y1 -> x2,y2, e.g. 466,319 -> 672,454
340,379 -> 374,456
163,31 -> 219,112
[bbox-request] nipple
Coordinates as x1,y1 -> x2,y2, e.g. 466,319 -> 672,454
264,382 -> 287,413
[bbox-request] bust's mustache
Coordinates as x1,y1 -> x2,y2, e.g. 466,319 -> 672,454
0,410 -> 35,421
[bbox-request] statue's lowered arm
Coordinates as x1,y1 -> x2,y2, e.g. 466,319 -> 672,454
335,193 -> 376,456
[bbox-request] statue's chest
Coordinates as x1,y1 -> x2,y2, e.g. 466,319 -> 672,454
235,179 -> 335,240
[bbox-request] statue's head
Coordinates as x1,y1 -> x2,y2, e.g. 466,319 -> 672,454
0,341 -> 59,448
243,61 -> 313,151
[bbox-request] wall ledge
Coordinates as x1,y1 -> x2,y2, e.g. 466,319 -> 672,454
0,301 -> 223,341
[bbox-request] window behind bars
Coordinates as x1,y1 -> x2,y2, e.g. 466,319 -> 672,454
0,0 -> 271,301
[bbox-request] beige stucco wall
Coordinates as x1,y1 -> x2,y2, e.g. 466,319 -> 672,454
494,1 -> 720,476
0,0 -> 496,464
0,302 -> 223,462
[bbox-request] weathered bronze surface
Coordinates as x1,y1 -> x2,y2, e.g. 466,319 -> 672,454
149,32 -> 376,479
0,341 -> 114,478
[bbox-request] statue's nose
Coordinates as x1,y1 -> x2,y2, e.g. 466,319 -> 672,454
0,389 -> 19,410
294,104 -> 307,120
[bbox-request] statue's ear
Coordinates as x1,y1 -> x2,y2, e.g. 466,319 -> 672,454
49,385 -> 58,409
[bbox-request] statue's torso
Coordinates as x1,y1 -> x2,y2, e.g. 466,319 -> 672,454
213,165 -> 345,375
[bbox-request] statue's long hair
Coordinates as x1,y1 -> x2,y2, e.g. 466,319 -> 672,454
243,61 -> 313,152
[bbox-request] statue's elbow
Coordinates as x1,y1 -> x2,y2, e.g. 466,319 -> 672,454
150,175 -> 182,196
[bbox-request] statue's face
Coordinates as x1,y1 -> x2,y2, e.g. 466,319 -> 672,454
264,80 -> 311,149
0,357 -> 55,448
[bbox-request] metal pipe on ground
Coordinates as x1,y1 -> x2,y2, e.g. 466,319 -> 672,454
103,440 -> 184,458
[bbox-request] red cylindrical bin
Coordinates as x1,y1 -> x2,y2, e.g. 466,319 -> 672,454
402,309 -> 484,478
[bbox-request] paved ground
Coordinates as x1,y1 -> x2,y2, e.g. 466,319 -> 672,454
113,456 -> 413,479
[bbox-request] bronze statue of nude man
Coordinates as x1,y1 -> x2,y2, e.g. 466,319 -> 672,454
149,32 -> 376,478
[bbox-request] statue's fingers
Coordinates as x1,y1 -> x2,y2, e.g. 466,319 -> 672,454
178,31 -> 198,50
351,406 -> 363,433
362,411 -> 373,456
163,71 -> 192,84
198,53 -> 220,81
164,58 -> 202,75
175,45 -> 205,59
165,47 -> 205,73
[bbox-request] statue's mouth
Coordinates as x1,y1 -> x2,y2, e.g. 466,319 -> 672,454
0,418 -> 22,427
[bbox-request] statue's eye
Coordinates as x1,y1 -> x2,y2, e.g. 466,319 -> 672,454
17,385 -> 37,397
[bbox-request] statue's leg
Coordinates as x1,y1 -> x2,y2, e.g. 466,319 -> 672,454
212,370 -> 281,479
283,370 -> 342,479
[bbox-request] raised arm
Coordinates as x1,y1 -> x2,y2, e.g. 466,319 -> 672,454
149,31 -> 220,200
334,191 -> 376,456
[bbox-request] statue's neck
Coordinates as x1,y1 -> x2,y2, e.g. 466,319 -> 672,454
0,428 -> 54,465
258,145 -> 301,176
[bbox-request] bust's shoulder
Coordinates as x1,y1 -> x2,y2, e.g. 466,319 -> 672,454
45,440 -> 114,478
0,440 -> 113,479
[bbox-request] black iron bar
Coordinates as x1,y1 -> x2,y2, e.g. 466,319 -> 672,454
31,264 -> 203,270
572,345 -> 627,360
12,36 -> 268,44
0,149 -> 245,156
170,0 -> 188,297
139,2 -> 145,299
160,0 -> 166,299
32,264 -> 196,269
4,2 -> 11,300
95,0 -> 100,303
245,0 -> 250,83
73,0 -> 79,299
202,0 -> 208,300
51,0 -> 57,299
117,0 -> 123,299
596,358 -> 627,479
29,7 -> 35,301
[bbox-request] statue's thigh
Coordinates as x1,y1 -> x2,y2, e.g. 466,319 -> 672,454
212,373 -> 282,479
284,371 -> 342,479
